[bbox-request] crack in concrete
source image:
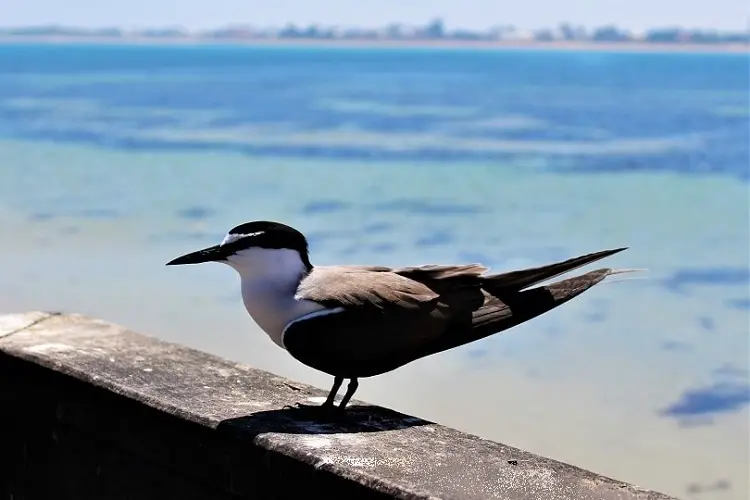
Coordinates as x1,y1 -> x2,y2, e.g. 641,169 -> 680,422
0,312 -> 62,339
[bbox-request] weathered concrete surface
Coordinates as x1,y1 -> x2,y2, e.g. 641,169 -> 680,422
0,311 -> 680,500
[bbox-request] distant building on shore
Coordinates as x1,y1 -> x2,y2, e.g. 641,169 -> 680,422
0,19 -> 748,45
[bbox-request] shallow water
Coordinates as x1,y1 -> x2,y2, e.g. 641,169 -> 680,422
1,43 -> 748,499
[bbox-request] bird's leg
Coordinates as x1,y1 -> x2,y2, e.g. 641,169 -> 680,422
337,378 -> 359,410
322,376 -> 344,407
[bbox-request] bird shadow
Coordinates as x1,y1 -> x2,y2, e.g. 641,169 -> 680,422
216,404 -> 432,438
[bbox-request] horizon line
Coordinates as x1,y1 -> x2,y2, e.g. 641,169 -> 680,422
1,21 -> 749,34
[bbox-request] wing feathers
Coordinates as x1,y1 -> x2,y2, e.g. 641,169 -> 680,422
295,267 -> 439,309
296,249 -> 626,319
289,249 -> 630,377
481,247 -> 627,294
422,267 -> 615,357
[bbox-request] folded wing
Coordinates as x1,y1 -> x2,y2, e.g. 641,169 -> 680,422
288,249 -> 628,377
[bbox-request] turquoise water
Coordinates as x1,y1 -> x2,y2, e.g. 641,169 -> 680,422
1,43 -> 748,498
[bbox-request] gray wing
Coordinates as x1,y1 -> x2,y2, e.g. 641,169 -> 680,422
287,251 -> 627,377
288,264 -> 486,377
295,265 -> 449,310
286,267 -> 620,378
295,263 -> 495,309
293,247 -> 625,312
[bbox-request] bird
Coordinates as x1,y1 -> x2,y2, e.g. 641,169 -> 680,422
166,220 -> 630,414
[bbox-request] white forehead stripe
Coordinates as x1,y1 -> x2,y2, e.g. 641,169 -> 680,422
221,231 -> 264,245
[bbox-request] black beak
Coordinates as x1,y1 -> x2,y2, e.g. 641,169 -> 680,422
166,245 -> 227,266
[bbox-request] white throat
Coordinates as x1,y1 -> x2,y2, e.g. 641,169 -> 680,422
223,247 -> 327,348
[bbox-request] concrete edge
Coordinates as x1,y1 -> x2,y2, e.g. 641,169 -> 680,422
0,311 -> 681,500
0,311 -> 59,338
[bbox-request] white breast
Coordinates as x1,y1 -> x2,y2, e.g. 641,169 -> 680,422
240,281 -> 333,348
223,246 -> 342,349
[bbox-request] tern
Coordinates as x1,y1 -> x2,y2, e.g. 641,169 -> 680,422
167,220 -> 629,413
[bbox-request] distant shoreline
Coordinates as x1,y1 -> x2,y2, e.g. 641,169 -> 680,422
1,36 -> 748,54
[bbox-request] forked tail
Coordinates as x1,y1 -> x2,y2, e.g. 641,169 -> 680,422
481,247 -> 628,294
425,262 -> 639,357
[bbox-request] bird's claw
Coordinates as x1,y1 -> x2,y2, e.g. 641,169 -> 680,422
286,401 -> 345,420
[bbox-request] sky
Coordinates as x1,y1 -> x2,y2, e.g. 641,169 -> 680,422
3,0 -> 749,32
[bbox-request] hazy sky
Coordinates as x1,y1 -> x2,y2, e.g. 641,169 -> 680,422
4,0 -> 749,31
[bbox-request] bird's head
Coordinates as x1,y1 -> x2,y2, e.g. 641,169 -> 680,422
166,220 -> 312,276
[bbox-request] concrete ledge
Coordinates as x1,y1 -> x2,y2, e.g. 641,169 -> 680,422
0,311 -> 678,500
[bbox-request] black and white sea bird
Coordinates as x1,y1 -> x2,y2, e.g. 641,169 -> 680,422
167,220 -> 630,413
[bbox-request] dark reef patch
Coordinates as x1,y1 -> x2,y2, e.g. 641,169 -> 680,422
660,381 -> 750,424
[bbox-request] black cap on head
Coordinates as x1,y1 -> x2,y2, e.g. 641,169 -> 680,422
226,221 -> 309,255
166,220 -> 311,268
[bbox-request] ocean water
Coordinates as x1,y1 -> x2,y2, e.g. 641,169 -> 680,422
0,43 -> 748,498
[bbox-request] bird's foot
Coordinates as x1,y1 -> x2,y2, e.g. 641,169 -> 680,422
283,401 -> 345,421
